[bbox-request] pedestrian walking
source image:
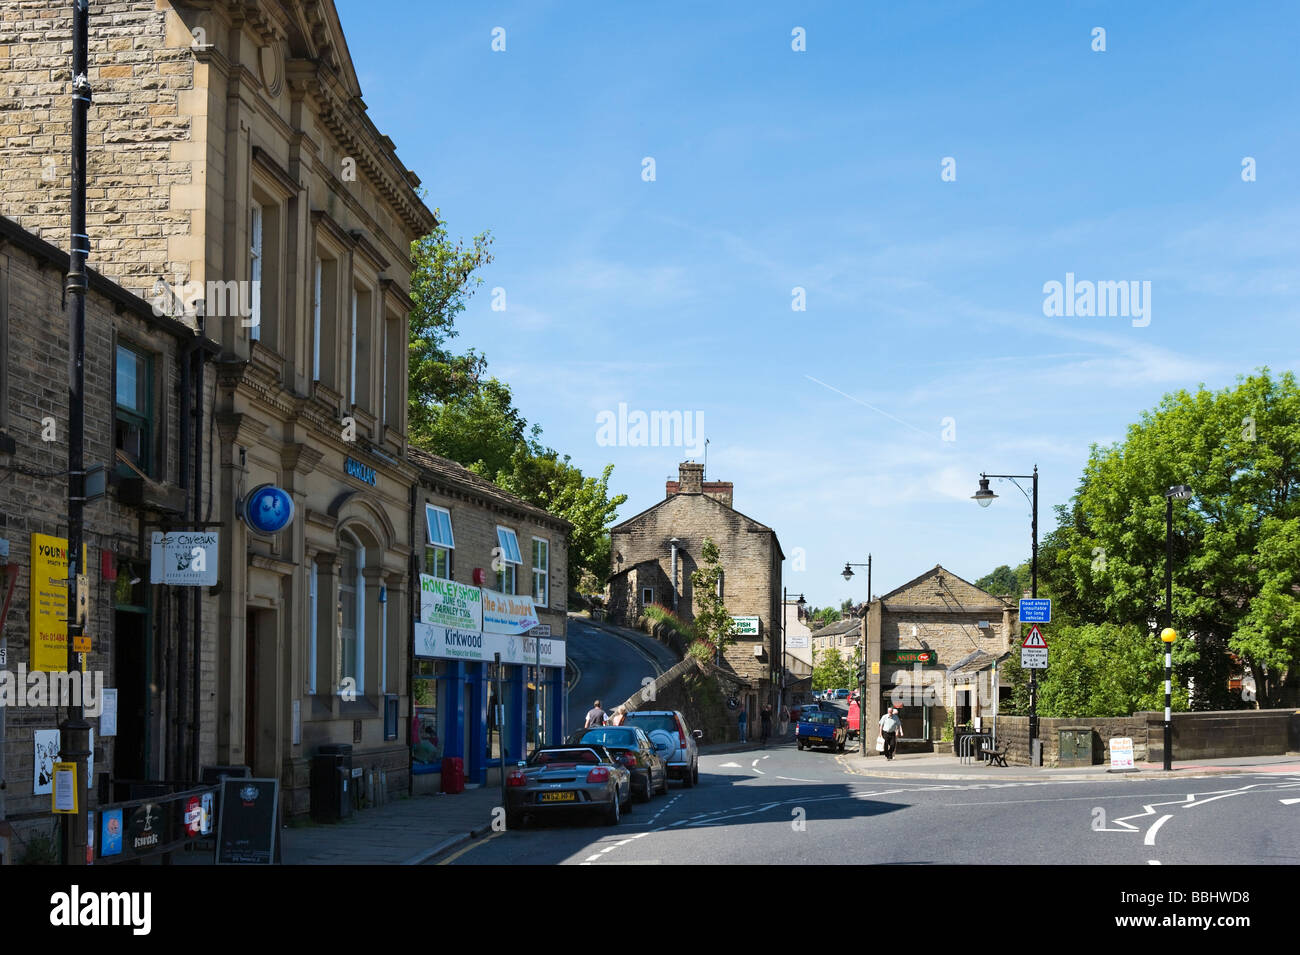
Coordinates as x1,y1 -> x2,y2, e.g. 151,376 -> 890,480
877,707 -> 903,760
584,699 -> 606,728
760,704 -> 772,747
737,706 -> 748,742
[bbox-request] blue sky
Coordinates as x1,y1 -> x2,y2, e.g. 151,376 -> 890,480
337,1 -> 1299,606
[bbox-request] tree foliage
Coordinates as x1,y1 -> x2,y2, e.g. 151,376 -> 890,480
975,563 -> 1031,597
407,212 -> 626,591
690,539 -> 735,656
811,647 -> 856,692
1038,369 -> 1300,708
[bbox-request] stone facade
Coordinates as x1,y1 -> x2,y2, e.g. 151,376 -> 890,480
607,462 -> 783,707
0,1 -> 435,817
0,215 -> 216,858
864,565 -> 1017,748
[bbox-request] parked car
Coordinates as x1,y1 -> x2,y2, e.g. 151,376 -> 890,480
567,725 -> 669,802
834,688 -> 850,700
623,710 -> 703,786
505,744 -> 631,828
796,710 -> 848,752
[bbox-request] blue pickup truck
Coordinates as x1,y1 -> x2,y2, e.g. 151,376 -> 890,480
796,711 -> 848,752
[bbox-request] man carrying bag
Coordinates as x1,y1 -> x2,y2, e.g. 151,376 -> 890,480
877,707 -> 903,760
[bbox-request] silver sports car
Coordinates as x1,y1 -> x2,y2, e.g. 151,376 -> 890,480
505,744 -> 631,829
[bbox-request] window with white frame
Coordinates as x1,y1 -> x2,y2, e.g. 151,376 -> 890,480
339,530 -> 365,695
642,587 -> 654,607
531,537 -> 549,607
424,504 -> 454,579
496,526 -> 522,594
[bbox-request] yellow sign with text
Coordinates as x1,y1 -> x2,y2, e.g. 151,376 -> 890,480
30,534 -> 87,672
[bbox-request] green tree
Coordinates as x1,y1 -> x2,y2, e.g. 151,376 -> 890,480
1039,369 -> 1300,708
690,539 -> 734,657
975,563 -> 1031,597
809,606 -> 841,628
811,648 -> 855,692
406,213 -> 627,592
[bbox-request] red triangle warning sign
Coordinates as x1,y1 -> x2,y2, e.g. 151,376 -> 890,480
1023,624 -> 1047,648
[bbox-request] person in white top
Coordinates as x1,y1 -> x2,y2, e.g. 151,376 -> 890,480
877,707 -> 903,760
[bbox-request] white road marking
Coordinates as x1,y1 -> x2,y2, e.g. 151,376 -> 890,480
776,776 -> 821,783
1281,798 -> 1300,805
1148,860 -> 1161,865
1144,814 -> 1173,845
719,762 -> 742,768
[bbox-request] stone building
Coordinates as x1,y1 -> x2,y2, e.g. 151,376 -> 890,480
607,461 -> 784,715
408,449 -> 570,790
1,0 -> 434,814
863,565 -> 1017,747
0,214 -> 214,858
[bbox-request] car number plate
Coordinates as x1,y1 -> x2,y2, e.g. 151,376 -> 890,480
539,792 -> 576,803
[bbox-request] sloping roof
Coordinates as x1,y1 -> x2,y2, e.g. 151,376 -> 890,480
813,616 -> 862,638
945,649 -> 1011,678
406,447 -> 572,531
610,489 -> 784,559
878,564 -> 1010,606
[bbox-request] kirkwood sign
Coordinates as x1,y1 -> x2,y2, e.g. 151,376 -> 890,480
413,582 -> 563,666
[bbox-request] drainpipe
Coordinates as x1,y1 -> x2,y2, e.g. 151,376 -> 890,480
176,329 -> 192,782
669,538 -> 680,611
190,317 -> 206,781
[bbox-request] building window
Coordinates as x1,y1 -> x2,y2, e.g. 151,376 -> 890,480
339,531 -> 365,695
114,343 -> 152,475
496,526 -> 522,594
308,559 -> 318,694
424,504 -> 454,579
249,205 -> 263,341
312,256 -> 322,381
642,587 -> 654,607
350,285 -> 373,409
532,537 -> 549,607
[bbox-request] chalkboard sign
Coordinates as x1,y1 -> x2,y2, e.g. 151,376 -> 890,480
216,777 -> 279,864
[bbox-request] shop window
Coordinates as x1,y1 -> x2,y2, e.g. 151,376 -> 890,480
531,537 -> 549,607
114,343 -> 152,476
496,526 -> 521,594
412,660 -> 447,773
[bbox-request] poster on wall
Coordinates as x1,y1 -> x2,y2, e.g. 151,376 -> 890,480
149,531 -> 219,586
419,575 -> 483,630
100,688 -> 118,736
29,534 -> 86,672
33,728 -> 60,794
481,589 -> 539,635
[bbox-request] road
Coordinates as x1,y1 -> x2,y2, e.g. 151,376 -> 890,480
439,738 -> 1300,865
565,616 -> 679,731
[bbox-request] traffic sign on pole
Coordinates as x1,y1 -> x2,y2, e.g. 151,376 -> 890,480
1021,624 -> 1048,669
1019,598 -> 1051,623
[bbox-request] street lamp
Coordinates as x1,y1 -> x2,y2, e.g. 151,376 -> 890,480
973,466 -> 1039,761
842,557 -> 872,755
1162,484 -> 1192,771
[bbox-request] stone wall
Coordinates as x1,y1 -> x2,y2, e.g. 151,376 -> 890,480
992,710 -> 1299,767
618,657 -> 747,745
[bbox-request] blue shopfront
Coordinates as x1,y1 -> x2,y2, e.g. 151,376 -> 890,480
412,623 -> 567,788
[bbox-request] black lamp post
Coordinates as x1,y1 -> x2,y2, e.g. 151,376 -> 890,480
842,558 -> 871,755
973,466 -> 1038,761
1163,484 -> 1192,771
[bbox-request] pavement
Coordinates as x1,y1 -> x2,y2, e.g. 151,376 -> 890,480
837,748 -> 1300,781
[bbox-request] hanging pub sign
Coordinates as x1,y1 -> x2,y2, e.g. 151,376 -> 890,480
240,484 -> 294,535
149,531 -> 219,585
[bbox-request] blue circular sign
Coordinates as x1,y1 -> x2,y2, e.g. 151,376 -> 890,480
243,484 -> 294,534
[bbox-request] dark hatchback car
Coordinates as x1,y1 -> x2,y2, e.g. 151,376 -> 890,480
567,725 -> 669,802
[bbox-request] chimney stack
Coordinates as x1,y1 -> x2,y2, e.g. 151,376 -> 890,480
677,461 -> 704,494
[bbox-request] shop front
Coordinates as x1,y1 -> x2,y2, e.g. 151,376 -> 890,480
412,580 -> 566,788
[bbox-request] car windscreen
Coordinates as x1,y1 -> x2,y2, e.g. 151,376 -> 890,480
578,728 -> 638,747
625,714 -> 677,734
803,713 -> 836,725
529,748 -> 601,766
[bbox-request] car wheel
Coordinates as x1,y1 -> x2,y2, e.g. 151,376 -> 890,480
605,788 -> 622,825
638,774 -> 653,802
681,764 -> 694,788
797,738 -> 804,750
692,762 -> 699,785
657,767 -> 669,795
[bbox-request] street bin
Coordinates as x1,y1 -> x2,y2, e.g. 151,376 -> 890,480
441,756 -> 465,794
311,743 -> 354,821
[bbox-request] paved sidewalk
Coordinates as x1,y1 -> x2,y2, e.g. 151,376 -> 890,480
837,749 -> 1300,782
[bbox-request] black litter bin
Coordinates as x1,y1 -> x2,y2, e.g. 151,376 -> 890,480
311,744 -> 354,821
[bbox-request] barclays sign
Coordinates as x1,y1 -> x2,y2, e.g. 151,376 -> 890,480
345,457 -> 377,486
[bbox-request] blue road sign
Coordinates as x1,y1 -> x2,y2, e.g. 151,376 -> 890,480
1019,598 -> 1051,623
